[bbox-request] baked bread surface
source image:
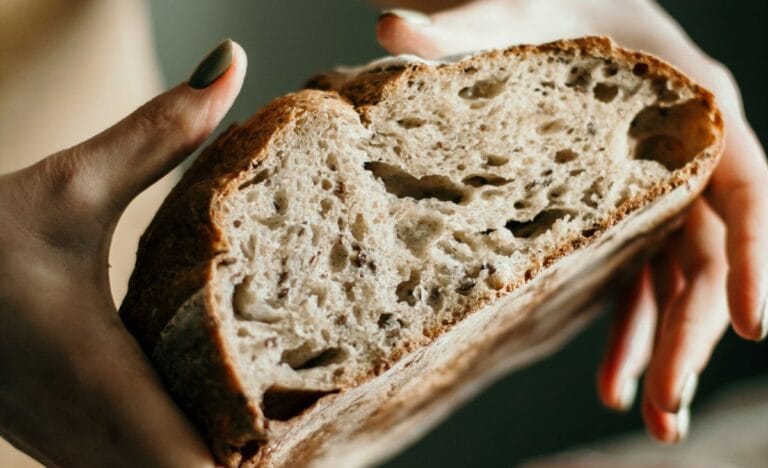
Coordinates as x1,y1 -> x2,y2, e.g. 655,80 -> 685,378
120,37 -> 723,467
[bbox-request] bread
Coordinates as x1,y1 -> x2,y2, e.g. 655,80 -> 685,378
119,37 -> 723,467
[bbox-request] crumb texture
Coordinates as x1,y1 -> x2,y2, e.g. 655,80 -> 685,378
211,47 -> 717,422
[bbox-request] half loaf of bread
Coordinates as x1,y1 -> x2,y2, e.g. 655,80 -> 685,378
120,37 -> 723,467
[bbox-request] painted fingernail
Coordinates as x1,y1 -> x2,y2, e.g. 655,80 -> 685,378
674,406 -> 690,443
618,379 -> 638,411
758,292 -> 768,341
189,39 -> 233,89
679,372 -> 698,410
380,8 -> 432,26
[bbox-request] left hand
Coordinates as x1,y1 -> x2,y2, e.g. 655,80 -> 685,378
372,0 -> 768,443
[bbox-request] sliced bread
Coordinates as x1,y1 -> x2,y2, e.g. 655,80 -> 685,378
119,37 -> 723,467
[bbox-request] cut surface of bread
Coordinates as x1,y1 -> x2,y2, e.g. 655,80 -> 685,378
120,37 -> 722,467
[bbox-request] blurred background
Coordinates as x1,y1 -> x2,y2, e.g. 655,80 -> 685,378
1,0 -> 766,466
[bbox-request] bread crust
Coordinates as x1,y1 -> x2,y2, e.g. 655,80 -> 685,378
119,37 -> 723,467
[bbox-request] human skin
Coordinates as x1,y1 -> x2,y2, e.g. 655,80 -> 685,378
0,39 -> 247,467
375,0 -> 768,443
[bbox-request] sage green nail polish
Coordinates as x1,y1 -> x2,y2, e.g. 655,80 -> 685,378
679,372 -> 698,410
674,406 -> 690,443
189,39 -> 233,89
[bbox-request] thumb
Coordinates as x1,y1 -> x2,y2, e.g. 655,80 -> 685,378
35,38 -> 247,218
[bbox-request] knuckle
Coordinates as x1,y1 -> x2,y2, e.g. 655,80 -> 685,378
134,98 -> 182,134
38,149 -> 102,213
133,94 -> 201,145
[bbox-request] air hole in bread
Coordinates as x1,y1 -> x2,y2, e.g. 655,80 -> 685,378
273,191 -> 289,215
397,117 -> 426,129
581,181 -> 603,209
281,344 -> 348,371
632,62 -> 649,76
326,153 -> 339,171
634,135 -> 687,171
396,215 -> 444,258
548,186 -> 566,200
458,77 -> 508,100
453,231 -> 479,251
651,77 -> 680,102
603,63 -> 619,77
566,66 -> 592,89
364,161 -> 468,203
629,99 -> 715,171
484,154 -> 509,167
455,280 -> 476,296
377,313 -> 401,328
239,169 -> 270,189
461,174 -> 511,187
320,198 -> 333,218
481,189 -> 505,199
555,149 -> 579,163
260,386 -> 338,421
233,276 -> 283,323
505,209 -> 575,238
396,270 -> 422,306
329,240 -> 348,272
593,82 -> 619,102
538,119 -> 567,135
351,213 -> 367,242
320,179 -> 333,191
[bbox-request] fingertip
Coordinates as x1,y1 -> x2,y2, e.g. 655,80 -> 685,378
727,269 -> 767,341
596,354 -> 633,412
641,394 -> 681,444
376,12 -> 441,58
643,359 -> 680,414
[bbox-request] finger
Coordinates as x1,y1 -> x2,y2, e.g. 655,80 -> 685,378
644,200 -> 729,417
650,235 -> 687,317
32,39 -> 247,219
597,263 -> 656,412
376,2 -> 523,59
642,391 -> 689,444
706,112 -> 768,340
375,1 -> 604,59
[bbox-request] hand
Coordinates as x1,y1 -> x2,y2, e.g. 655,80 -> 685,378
0,39 -> 246,467
373,0 -> 768,442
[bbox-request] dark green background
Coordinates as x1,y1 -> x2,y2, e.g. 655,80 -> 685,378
146,1 -> 768,466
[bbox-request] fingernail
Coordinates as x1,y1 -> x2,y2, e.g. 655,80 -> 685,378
189,39 -> 233,89
618,379 -> 638,411
674,406 -> 690,443
758,292 -> 768,341
679,372 -> 698,410
380,8 -> 431,26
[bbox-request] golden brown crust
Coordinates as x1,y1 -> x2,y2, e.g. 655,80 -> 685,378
119,91 -> 353,463
120,37 -> 724,466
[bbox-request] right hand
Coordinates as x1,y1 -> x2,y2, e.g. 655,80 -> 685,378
374,0 -> 768,442
0,39 -> 246,467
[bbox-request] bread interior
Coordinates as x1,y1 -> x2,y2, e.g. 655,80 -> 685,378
215,51 -> 715,422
